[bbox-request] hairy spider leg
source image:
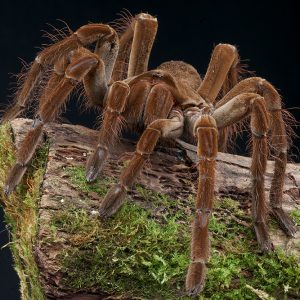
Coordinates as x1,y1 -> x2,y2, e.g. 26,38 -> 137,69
85,80 -> 130,182
86,34 -> 119,106
85,13 -> 159,178
216,78 -> 295,236
4,50 -> 101,195
85,69 -> 178,182
112,13 -> 158,81
1,24 -> 117,123
196,43 -> 241,151
185,115 -> 218,297
97,86 -> 184,218
197,43 -> 239,104
213,92 -> 275,251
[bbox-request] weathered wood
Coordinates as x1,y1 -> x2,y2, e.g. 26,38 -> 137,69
9,118 -> 300,299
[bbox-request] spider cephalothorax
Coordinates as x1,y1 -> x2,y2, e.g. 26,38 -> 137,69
2,12 -> 295,297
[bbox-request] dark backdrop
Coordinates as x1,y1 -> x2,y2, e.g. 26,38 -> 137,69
0,1 -> 299,298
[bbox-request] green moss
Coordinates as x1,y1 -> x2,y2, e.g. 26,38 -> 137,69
51,170 -> 300,299
0,123 -> 48,300
290,209 -> 300,226
135,183 -> 192,224
53,204 -> 190,299
65,166 -> 116,197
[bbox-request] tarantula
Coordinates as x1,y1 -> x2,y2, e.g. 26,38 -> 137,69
2,12 -> 295,297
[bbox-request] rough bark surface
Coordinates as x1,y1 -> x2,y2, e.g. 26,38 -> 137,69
10,118 -> 300,299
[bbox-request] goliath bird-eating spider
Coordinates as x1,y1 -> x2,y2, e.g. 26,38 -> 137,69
2,11 -> 295,297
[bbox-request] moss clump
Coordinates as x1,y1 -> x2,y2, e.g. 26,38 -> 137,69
51,168 -> 300,299
53,204 -> 189,299
65,166 -> 116,196
290,209 -> 300,226
52,169 -> 189,298
0,123 -> 48,300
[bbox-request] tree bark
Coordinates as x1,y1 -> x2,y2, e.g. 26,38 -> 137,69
8,118 -> 300,299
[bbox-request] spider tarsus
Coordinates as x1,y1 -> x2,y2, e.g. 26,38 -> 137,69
4,185 -> 12,197
85,147 -> 108,182
99,184 -> 126,219
85,167 -> 98,183
185,262 -> 206,297
271,208 -> 296,237
261,241 -> 275,253
4,163 -> 27,196
254,223 -> 274,252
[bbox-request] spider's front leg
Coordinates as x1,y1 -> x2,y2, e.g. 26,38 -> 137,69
1,23 -> 117,123
85,13 -> 159,181
92,83 -> 183,217
4,51 -> 102,195
85,80 -> 130,182
85,78 -> 157,182
185,115 -> 218,297
99,108 -> 184,218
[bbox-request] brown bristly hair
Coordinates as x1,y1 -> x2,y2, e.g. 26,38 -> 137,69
109,9 -> 134,35
216,51 -> 253,152
1,22 -> 80,124
110,9 -> 135,81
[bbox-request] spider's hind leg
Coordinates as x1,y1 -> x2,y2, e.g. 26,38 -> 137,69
249,96 -> 274,251
213,93 -> 274,252
4,119 -> 44,195
216,78 -> 296,237
4,66 -> 65,195
269,110 -> 296,236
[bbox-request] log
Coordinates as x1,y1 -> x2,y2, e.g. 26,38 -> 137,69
1,118 -> 300,299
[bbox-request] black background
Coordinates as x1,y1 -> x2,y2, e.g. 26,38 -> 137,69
0,1 -> 299,299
